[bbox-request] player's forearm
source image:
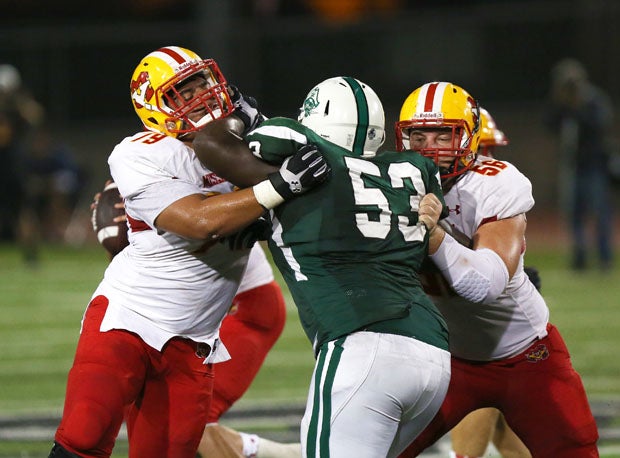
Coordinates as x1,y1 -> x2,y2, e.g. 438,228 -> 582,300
193,117 -> 277,187
429,233 -> 509,303
155,190 -> 266,241
427,224 -> 446,255
155,146 -> 328,240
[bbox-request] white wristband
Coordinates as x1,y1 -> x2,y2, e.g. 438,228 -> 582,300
253,179 -> 285,210
430,232 -> 509,303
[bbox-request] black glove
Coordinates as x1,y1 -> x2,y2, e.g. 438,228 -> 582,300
220,216 -> 271,250
524,266 -> 541,291
229,84 -> 266,134
268,143 -> 330,200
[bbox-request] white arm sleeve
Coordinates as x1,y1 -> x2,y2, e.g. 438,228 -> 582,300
430,233 -> 509,303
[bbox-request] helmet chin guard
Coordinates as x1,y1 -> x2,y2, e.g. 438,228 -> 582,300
298,76 -> 385,157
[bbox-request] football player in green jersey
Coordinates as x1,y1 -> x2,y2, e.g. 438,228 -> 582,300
194,76 -> 451,458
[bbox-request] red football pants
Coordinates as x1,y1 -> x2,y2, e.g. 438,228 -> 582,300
54,295 -> 214,458
399,324 -> 599,458
207,280 -> 287,422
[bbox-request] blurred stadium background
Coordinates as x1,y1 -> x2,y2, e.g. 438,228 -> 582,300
1,0 -> 620,456
1,0 -> 620,211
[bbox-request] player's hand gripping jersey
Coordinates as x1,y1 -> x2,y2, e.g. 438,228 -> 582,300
246,117 -> 449,352
432,154 -> 549,361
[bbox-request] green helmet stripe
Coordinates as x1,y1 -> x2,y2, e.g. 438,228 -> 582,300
342,76 -> 368,156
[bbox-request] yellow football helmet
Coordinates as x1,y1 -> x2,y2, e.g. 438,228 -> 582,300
395,82 -> 481,179
129,46 -> 233,138
478,107 -> 508,158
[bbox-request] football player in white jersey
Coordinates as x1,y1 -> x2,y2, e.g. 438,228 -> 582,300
90,180 -> 300,458
394,82 -> 599,458
446,108 -> 531,458
49,46 -> 329,458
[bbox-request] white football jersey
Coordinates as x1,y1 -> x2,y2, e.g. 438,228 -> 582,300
90,131 -> 254,362
434,155 -> 549,361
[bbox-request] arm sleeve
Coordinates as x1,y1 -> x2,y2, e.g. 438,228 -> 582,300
430,232 -> 509,303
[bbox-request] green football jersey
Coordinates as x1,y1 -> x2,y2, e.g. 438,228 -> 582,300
246,117 -> 449,352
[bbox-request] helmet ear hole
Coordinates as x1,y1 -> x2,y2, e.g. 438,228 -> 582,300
324,100 -> 330,116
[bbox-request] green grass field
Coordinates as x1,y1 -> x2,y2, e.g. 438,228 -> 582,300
1,241 -> 619,457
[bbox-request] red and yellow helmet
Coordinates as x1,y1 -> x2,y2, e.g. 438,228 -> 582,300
129,46 -> 233,138
478,107 -> 508,158
395,82 -> 481,179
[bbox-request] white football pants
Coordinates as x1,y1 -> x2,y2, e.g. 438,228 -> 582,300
300,331 -> 451,458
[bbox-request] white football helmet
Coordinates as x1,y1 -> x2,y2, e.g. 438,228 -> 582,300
297,76 -> 385,157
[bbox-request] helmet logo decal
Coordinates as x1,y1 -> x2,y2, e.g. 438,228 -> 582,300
413,112 -> 444,121
130,71 -> 155,110
301,87 -> 320,118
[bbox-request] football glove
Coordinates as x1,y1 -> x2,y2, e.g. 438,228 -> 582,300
220,216 -> 271,250
229,84 -> 266,135
268,143 -> 330,200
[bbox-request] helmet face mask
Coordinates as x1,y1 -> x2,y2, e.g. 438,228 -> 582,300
403,123 -> 475,178
130,46 -> 234,138
298,76 -> 385,157
395,82 -> 480,180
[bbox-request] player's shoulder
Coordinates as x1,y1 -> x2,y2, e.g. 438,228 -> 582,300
249,117 -> 346,164
374,149 -> 440,173
108,131 -> 192,197
261,117 -> 300,129
109,131 -> 185,167
458,155 -> 534,213
252,117 -> 309,140
467,155 -> 531,189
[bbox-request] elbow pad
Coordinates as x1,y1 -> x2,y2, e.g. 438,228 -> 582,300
430,233 -> 509,303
